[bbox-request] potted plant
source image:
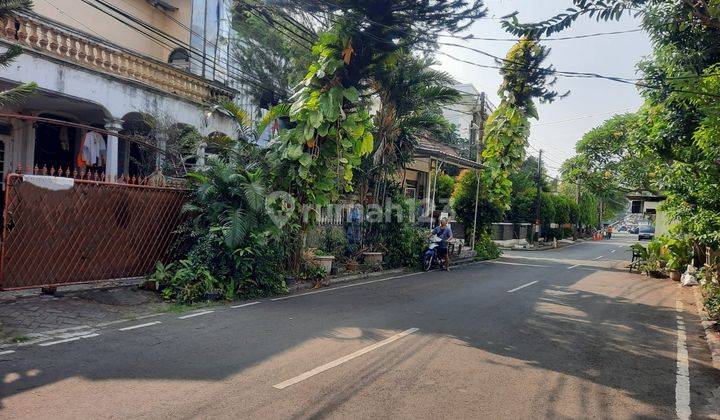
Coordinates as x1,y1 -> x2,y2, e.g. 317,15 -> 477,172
666,238 -> 692,282
361,249 -> 383,267
313,249 -> 335,275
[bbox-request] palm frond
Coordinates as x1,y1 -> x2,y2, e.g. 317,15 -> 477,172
223,209 -> 250,249
257,103 -> 289,136
0,82 -> 36,107
220,100 -> 251,127
0,45 -> 22,68
416,85 -> 462,106
241,179 -> 266,213
0,0 -> 33,16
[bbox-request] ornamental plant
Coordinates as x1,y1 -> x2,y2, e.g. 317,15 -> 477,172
270,29 -> 374,220
481,38 -> 562,210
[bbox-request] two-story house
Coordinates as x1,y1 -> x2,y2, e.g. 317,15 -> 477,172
0,0 -> 249,183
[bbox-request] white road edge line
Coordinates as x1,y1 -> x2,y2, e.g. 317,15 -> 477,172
675,301 -> 691,420
271,272 -> 426,301
38,333 -> 99,347
567,264 -> 581,270
594,255 -> 604,260
231,301 -> 261,309
178,310 -> 214,320
0,350 -> 15,356
506,281 -> 539,293
273,328 -> 419,389
118,321 -> 162,331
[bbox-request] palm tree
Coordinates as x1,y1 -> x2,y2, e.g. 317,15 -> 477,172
0,0 -> 37,106
371,56 -> 461,202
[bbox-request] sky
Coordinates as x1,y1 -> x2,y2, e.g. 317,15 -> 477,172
438,0 -> 653,176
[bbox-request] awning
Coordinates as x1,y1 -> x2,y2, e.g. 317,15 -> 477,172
414,146 -> 484,170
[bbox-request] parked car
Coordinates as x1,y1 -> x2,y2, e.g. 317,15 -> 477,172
629,226 -> 639,234
638,225 -> 655,241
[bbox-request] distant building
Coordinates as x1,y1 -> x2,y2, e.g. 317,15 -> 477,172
441,84 -> 494,160
626,193 -> 672,236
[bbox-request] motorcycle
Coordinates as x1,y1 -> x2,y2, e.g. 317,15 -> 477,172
422,235 -> 446,271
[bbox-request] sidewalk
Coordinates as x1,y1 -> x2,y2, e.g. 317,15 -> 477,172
0,283 -> 168,344
499,238 -> 587,251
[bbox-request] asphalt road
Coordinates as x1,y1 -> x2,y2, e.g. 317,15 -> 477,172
1,237 -> 719,419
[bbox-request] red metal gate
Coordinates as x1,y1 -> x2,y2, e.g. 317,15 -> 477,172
0,173 -> 188,290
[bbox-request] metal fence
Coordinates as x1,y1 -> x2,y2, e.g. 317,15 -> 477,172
0,173 -> 188,290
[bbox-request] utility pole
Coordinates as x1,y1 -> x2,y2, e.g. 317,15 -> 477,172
470,92 -> 486,249
574,180 -> 580,240
534,149 -> 543,244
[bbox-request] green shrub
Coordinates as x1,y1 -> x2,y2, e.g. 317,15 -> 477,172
153,160 -> 288,304
364,190 -> 426,269
474,233 -> 501,261
665,237 -> 693,271
451,170 -> 503,239
702,281 -> 720,320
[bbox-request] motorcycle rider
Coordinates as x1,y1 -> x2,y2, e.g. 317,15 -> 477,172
430,217 -> 453,271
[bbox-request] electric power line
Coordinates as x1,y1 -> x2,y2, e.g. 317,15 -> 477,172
438,28 -> 643,42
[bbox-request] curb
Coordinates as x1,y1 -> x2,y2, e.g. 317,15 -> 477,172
288,267 -> 410,294
288,257 -> 479,294
692,286 -> 720,370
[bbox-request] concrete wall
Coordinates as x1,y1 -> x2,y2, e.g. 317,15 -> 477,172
33,0 -> 192,63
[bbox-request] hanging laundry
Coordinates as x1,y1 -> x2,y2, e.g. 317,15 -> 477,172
77,131 -> 106,167
59,126 -> 70,151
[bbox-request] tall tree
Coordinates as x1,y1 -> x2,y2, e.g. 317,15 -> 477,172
481,37 -> 562,210
371,56 -> 461,201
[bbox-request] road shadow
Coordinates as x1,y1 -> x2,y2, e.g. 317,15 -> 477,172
0,261 -> 718,418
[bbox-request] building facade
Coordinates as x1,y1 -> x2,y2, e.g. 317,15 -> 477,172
0,0 -> 249,183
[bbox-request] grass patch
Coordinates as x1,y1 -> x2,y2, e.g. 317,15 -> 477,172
12,335 -> 30,343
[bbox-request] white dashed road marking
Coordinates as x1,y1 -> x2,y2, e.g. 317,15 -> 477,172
39,333 -> 99,347
506,281 -> 539,293
231,301 -> 260,309
273,328 -> 419,389
567,264 -> 581,270
610,249 -> 616,253
178,310 -> 214,320
675,301 -> 691,420
0,350 -> 15,356
594,255 -> 604,260
118,321 -> 162,331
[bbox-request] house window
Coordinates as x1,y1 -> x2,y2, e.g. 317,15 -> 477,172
168,48 -> 190,70
631,200 -> 642,214
190,0 -> 232,82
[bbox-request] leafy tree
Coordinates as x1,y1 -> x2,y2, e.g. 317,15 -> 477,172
231,1 -> 317,108
481,38 -> 562,210
506,156 -> 547,223
564,113 -> 654,193
502,0 -> 720,38
372,56 -> 461,201
434,172 -> 456,206
0,0 -> 37,106
451,169 -> 503,237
